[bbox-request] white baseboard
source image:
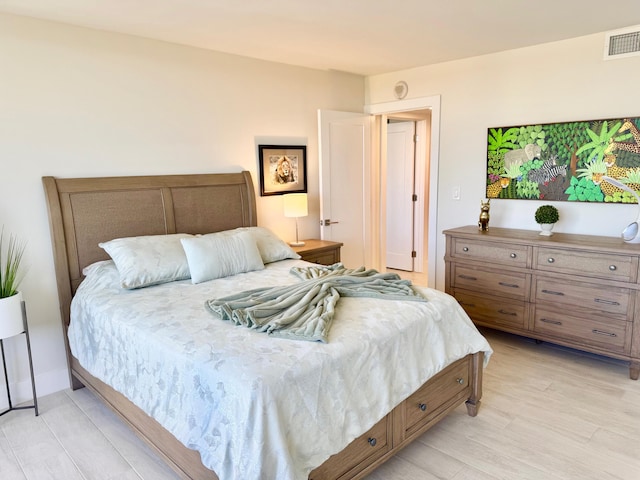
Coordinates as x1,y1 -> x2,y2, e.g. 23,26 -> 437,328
0,367 -> 70,410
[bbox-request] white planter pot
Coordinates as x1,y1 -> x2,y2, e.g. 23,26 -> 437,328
539,223 -> 555,236
0,291 -> 25,339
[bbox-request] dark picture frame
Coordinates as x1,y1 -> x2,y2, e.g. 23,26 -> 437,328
258,144 -> 307,196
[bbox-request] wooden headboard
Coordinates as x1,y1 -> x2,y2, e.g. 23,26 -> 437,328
42,171 -> 257,336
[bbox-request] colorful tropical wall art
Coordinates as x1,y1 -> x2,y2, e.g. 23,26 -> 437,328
486,116 -> 640,203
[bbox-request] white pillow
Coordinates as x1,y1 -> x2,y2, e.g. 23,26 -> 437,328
99,233 -> 193,289
238,226 -> 300,263
180,230 -> 264,284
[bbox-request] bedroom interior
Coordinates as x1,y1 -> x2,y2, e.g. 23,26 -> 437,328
1,1 -> 640,479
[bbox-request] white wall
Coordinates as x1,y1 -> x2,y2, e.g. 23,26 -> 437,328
0,12 -> 364,404
366,32 -> 640,289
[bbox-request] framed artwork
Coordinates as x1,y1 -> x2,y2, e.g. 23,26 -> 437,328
258,145 -> 307,196
486,116 -> 640,203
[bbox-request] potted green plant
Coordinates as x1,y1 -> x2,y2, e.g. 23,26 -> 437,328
534,205 -> 559,236
0,227 -> 27,339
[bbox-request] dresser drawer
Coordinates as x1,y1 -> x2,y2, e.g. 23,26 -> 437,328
404,357 -> 469,436
452,265 -> 529,300
310,414 -> 390,480
535,279 -> 630,316
455,291 -> 526,329
452,238 -> 529,267
535,247 -> 634,282
534,306 -> 630,354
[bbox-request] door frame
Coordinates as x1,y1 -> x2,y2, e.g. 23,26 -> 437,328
365,95 -> 441,288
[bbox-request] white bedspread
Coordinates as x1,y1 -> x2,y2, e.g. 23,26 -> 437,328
69,259 -> 492,480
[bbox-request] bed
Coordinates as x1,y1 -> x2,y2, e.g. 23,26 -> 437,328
42,171 -> 491,480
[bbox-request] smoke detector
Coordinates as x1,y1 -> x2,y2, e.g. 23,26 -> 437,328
394,81 -> 408,99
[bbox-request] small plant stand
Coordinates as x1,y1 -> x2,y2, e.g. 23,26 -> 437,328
0,300 -> 38,417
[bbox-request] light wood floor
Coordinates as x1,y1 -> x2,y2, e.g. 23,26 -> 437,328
1,328 -> 639,479
386,268 -> 428,286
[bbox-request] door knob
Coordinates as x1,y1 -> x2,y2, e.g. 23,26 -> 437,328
320,219 -> 340,226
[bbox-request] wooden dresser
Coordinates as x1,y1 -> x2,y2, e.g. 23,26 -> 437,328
444,225 -> 640,379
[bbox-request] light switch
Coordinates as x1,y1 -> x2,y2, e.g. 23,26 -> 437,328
452,186 -> 461,200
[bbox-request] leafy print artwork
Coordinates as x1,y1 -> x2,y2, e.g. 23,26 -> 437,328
486,117 -> 640,203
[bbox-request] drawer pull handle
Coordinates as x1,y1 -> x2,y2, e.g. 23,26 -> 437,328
547,258 -> 555,263
462,247 -> 469,252
594,298 -> 620,306
418,403 -> 427,411
498,282 -> 519,288
609,265 -> 617,271
458,274 -> 477,281
368,437 -> 377,447
456,378 -> 464,385
540,318 -> 562,325
541,289 -> 564,296
592,329 -> 617,337
498,309 -> 517,316
510,253 -> 517,259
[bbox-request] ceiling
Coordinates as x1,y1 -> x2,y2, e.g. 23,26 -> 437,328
1,0 -> 640,76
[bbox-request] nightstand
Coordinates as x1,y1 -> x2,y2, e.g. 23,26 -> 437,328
292,239 -> 343,266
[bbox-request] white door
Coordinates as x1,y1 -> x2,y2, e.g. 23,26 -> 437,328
386,121 -> 415,271
318,110 -> 372,269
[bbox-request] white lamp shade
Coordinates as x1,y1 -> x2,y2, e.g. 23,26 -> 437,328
283,193 -> 308,218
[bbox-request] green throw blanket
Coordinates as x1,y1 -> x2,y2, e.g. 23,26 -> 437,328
205,263 -> 427,342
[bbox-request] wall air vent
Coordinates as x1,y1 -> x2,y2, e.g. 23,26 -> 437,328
604,25 -> 640,60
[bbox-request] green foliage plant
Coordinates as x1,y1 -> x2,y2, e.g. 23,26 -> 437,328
516,178 -> 540,199
564,176 -> 605,202
576,159 -> 607,181
619,168 -> 640,185
488,127 -> 518,155
487,128 -> 519,179
516,125 -> 547,150
504,163 -> 522,179
487,150 -> 504,178
575,121 -> 622,164
545,121 -> 589,166
0,227 -> 26,298
605,190 -> 638,203
534,205 -> 559,224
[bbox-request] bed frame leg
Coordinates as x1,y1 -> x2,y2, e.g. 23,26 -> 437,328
71,374 -> 85,391
630,361 -> 639,380
465,351 -> 484,417
465,398 -> 481,417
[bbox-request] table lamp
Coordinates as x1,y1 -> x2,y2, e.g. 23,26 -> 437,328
283,193 -> 308,246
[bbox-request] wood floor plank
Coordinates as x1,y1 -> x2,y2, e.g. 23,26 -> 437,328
3,328 -> 639,479
451,466 -> 501,480
20,451 -> 85,480
0,432 -> 26,480
35,391 -> 137,479
396,441 -> 465,479
363,454 -> 441,480
66,389 -> 179,480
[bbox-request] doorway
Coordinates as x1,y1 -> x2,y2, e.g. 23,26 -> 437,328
384,114 -> 430,281
367,95 -> 440,288
317,95 -> 440,287
386,120 -> 416,271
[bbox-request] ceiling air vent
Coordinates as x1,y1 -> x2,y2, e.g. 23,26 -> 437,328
604,25 -> 640,60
